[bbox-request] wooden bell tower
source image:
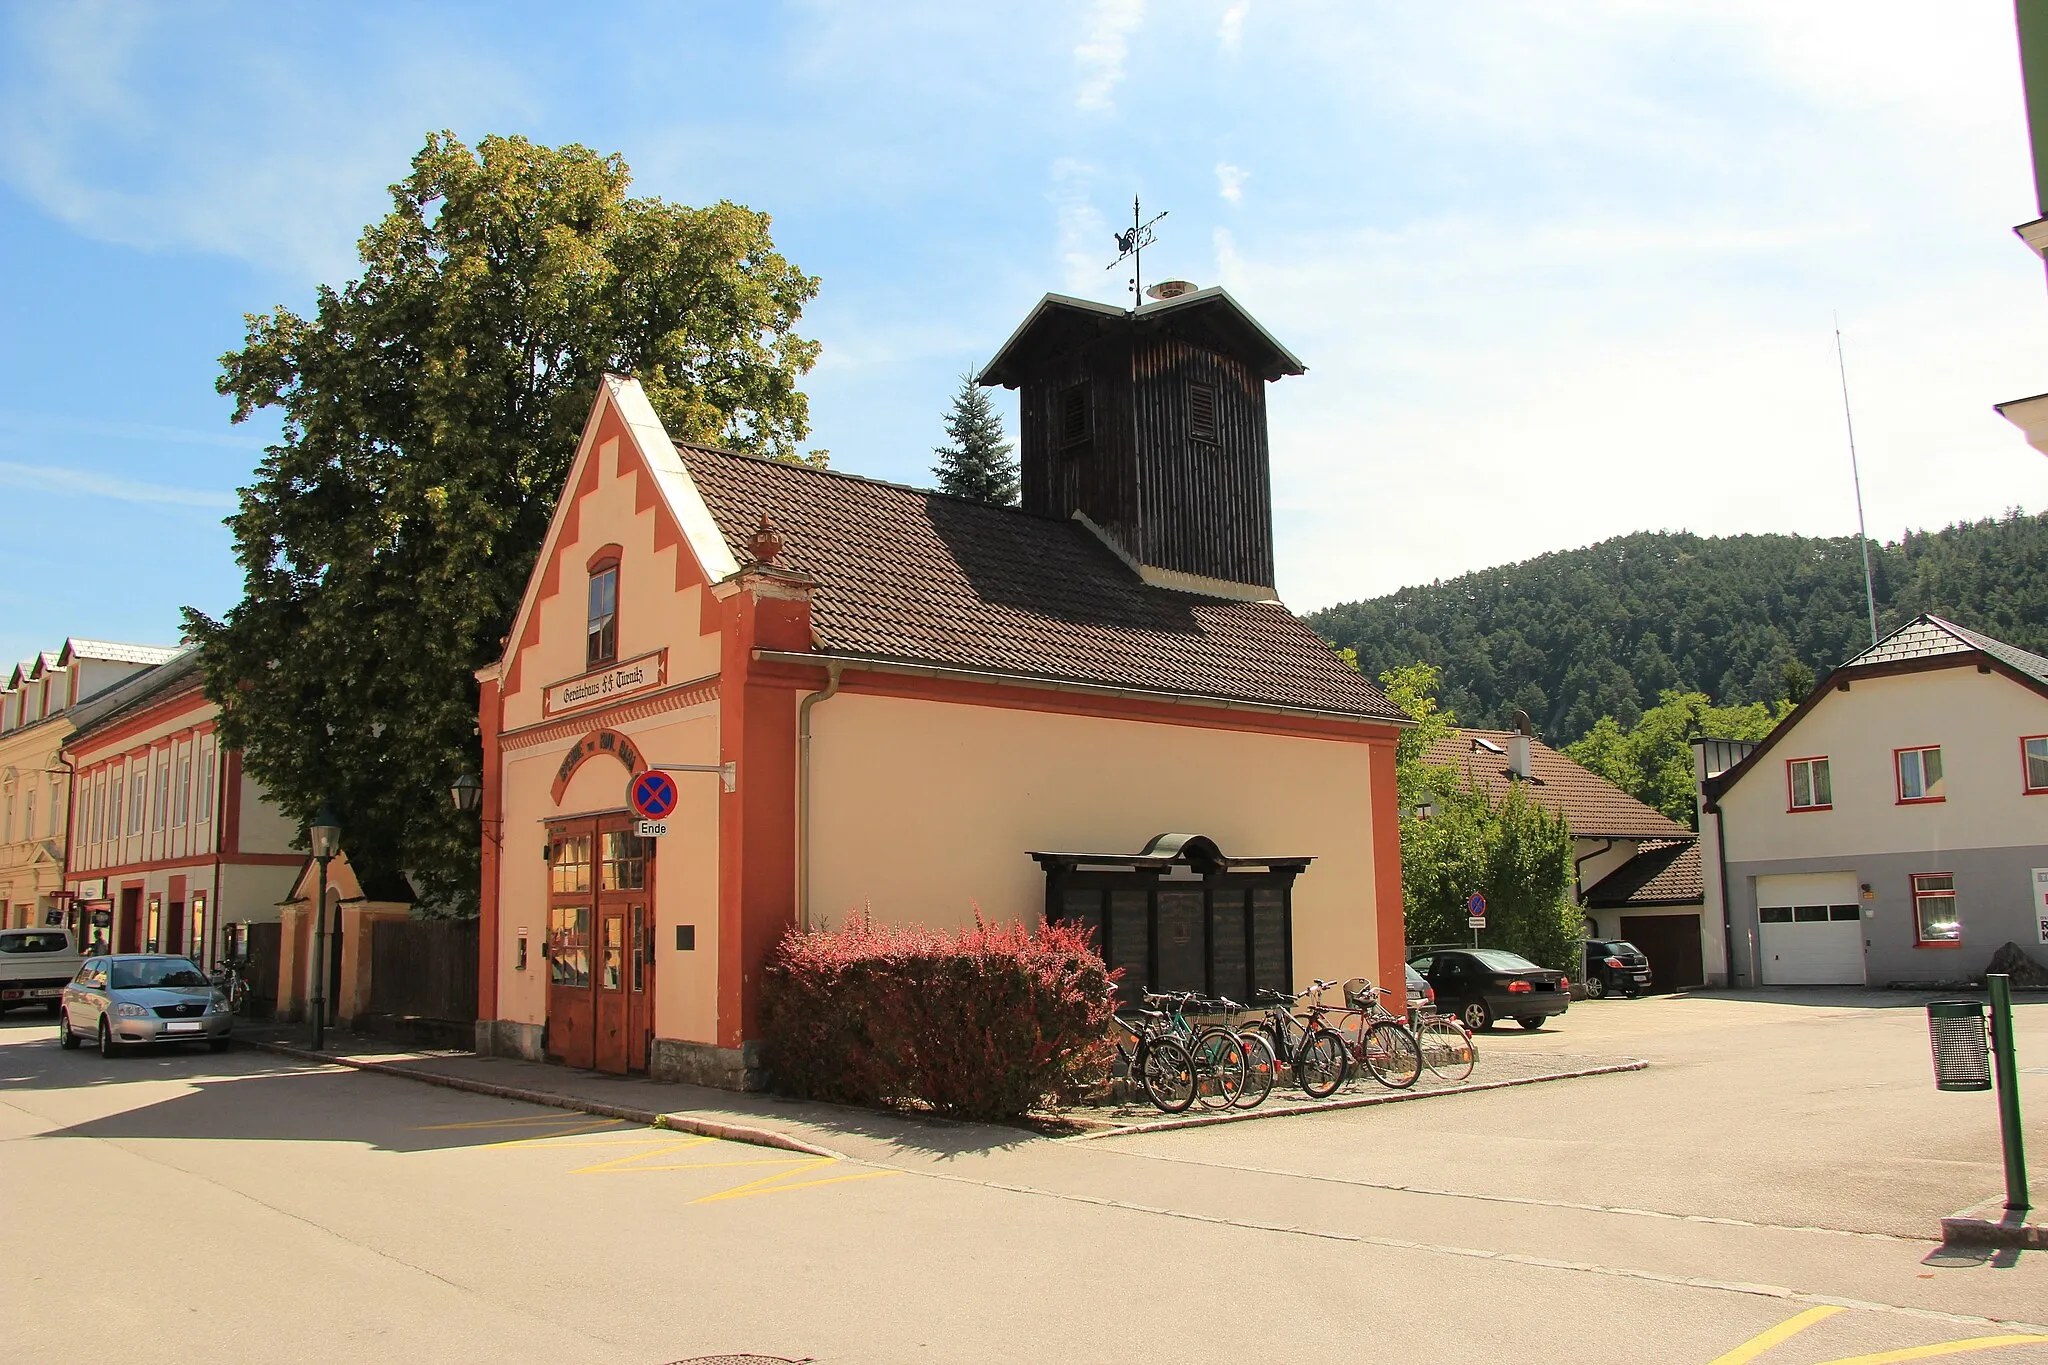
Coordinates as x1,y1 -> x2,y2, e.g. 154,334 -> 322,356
977,288 -> 1305,596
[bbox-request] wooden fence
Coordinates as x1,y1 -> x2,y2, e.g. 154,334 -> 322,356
367,917 -> 479,1027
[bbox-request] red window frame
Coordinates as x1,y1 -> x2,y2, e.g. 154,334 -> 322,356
585,546 -> 621,670
2023,735 -> 2048,796
1784,755 -> 1832,812
1910,871 -> 1960,947
1893,745 -> 1944,805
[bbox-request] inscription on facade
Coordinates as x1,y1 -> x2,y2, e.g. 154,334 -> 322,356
543,650 -> 666,716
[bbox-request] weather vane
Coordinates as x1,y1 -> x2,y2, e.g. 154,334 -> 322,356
1107,195 -> 1167,308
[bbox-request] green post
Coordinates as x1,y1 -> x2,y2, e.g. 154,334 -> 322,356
1988,973 -> 2032,1213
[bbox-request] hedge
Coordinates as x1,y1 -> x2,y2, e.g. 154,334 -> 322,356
759,911 -> 1117,1120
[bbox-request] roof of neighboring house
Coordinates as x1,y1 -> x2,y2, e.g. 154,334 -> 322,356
1420,728 -> 1694,839
58,639 -> 181,667
63,647 -> 205,746
1706,613 -> 2048,801
1585,840 -> 1703,909
678,443 -> 1404,722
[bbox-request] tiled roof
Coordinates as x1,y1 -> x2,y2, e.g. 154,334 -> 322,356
1840,613 -> 2048,686
1419,729 -> 1694,839
1586,840 -> 1703,908
62,639 -> 181,666
678,444 -> 1403,721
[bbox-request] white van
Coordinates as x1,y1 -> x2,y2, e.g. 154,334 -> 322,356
0,927 -> 86,1015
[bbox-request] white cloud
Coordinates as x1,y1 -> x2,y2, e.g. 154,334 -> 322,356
1219,2 -> 1248,53
0,460 -> 234,509
0,5 -> 533,278
1215,162 -> 1248,204
1074,0 -> 1145,112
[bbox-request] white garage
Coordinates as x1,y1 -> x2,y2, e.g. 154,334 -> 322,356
1755,872 -> 1866,985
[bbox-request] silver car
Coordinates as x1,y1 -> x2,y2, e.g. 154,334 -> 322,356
58,955 -> 233,1057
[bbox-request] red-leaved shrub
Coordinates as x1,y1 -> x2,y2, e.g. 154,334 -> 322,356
759,911 -> 1117,1121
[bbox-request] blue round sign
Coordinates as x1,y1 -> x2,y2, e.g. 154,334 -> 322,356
1466,892 -> 1487,917
630,770 -> 679,820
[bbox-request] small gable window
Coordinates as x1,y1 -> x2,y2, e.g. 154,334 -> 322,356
1896,745 -> 1943,804
1787,756 -> 1831,811
587,558 -> 619,669
1189,383 -> 1217,442
2023,736 -> 2048,794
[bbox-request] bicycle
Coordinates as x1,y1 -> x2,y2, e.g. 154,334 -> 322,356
1143,991 -> 1260,1110
1109,1004 -> 1199,1113
1242,983 -> 1349,1098
211,958 -> 249,1015
1410,1006 -> 1477,1082
1329,978 -> 1422,1090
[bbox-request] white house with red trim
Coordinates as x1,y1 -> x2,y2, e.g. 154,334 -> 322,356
1700,616 -> 2048,986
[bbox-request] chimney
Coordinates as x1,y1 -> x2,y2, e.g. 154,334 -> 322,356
1508,709 -> 1535,781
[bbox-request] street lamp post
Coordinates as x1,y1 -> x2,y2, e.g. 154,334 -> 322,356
306,803 -> 342,1051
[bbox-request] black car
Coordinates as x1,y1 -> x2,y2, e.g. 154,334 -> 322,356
1582,939 -> 1653,999
1408,948 -> 1571,1032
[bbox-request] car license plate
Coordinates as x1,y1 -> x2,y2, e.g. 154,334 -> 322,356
164,1021 -> 203,1033
30,987 -> 60,998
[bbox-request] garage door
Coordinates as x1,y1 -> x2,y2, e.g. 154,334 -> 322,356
1619,913 -> 1705,991
1755,872 -> 1864,985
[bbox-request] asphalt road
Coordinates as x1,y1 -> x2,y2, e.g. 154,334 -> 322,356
1,991 -> 2044,1365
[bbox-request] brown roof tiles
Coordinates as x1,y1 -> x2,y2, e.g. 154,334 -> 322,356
679,444 -> 1402,721
1419,728 -> 1693,839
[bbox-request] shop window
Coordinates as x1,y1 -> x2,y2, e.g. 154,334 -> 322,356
1912,873 -> 1959,945
145,894 -> 162,953
2024,736 -> 2048,794
601,831 -> 647,890
1787,756 -> 1832,810
549,835 -> 592,894
190,892 -> 207,969
1896,746 -> 1943,803
587,562 -> 619,668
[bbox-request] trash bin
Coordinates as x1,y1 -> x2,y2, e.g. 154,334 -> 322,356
1926,999 -> 1992,1092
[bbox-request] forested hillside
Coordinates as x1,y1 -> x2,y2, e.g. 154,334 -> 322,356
1307,511 -> 2048,745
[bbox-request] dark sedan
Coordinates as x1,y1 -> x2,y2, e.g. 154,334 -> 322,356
1408,948 -> 1571,1032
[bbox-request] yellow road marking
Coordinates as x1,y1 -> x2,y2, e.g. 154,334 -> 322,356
689,1158 -> 902,1204
1708,1306 -> 1845,1365
569,1138 -> 714,1174
1812,1337 -> 2048,1365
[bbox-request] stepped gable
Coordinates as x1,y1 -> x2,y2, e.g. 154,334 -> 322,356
677,443 -> 1402,721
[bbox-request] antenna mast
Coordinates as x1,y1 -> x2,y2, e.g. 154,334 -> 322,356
1107,195 -> 1167,308
1835,316 -> 1880,648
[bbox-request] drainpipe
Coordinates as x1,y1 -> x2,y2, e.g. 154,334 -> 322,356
795,661 -> 844,932
1573,838 -> 1614,911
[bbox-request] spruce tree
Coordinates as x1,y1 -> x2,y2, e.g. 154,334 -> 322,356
932,373 -> 1019,505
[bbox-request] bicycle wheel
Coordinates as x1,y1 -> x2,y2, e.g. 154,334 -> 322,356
1420,1016 -> 1476,1082
1360,1020 -> 1422,1090
1295,1027 -> 1349,1098
1190,1027 -> 1248,1110
1233,1030 -> 1278,1110
1139,1036 -> 1198,1114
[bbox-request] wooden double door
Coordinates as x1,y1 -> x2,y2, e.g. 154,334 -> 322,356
546,815 -> 655,1074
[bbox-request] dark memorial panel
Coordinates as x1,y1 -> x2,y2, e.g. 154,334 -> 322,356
1209,884 -> 1249,1002
1061,888 -> 1105,957
1109,889 -> 1151,999
1251,886 -> 1289,993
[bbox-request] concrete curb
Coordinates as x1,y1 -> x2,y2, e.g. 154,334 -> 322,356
1940,1197 -> 2048,1250
1067,1058 -> 1650,1139
244,1038 -> 842,1159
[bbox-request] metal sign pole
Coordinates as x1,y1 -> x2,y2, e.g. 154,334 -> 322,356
1988,973 -> 2032,1213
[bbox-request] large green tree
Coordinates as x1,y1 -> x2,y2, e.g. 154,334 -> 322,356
931,373 -> 1018,505
186,132 -> 822,909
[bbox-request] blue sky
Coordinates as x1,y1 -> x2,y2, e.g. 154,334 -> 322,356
4,1 -> 2047,668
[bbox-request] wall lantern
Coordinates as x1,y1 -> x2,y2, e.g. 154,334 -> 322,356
450,772 -> 483,814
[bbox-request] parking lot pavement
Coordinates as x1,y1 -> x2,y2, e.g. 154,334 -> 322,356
4,995 -> 2046,1365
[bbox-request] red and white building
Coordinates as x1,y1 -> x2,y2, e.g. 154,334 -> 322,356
61,648 -> 300,964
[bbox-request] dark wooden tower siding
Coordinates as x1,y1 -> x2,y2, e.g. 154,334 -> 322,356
980,288 -> 1306,593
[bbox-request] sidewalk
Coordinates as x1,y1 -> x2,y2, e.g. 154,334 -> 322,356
237,1025 -> 1645,1162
